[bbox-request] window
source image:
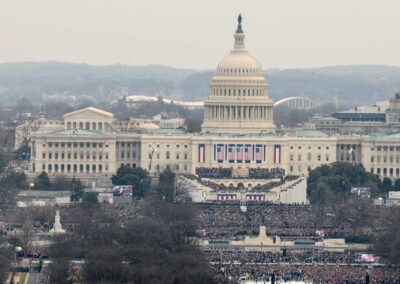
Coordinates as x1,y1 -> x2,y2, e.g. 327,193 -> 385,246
290,155 -> 294,161
42,153 -> 46,159
371,157 -> 374,163
307,153 -> 311,161
166,151 -> 170,159
184,153 -> 188,160
317,155 -> 321,161
297,154 -> 301,161
325,155 -> 329,162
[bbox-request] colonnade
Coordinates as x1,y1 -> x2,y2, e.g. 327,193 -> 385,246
204,105 -> 273,121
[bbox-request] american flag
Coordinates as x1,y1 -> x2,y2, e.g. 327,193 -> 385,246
198,144 -> 205,163
274,145 -> 281,164
236,145 -> 243,161
228,145 -> 235,161
256,145 -> 262,162
244,145 -> 252,161
217,144 -> 224,161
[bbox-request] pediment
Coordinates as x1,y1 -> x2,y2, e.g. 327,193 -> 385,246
63,107 -> 113,120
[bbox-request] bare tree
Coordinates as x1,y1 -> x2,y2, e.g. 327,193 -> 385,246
15,119 -> 40,160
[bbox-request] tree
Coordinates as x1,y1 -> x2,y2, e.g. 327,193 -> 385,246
185,118 -> 202,133
394,179 -> 400,191
35,171 -> 51,190
52,175 -> 72,191
83,192 -> 98,204
0,172 -> 26,212
157,168 -> 188,202
14,119 -> 40,160
70,178 -> 84,202
307,162 -> 383,206
47,198 -> 226,283
111,166 -> 150,199
0,246 -> 12,283
0,153 -> 6,173
381,177 -> 393,193
373,207 -> 400,264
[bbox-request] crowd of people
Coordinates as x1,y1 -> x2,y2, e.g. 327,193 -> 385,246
195,167 -> 286,179
195,202 -> 354,240
248,168 -> 285,179
213,262 -> 400,283
207,250 -> 373,265
196,178 -> 290,193
196,167 -> 233,178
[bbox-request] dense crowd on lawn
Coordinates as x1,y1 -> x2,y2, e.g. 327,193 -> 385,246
195,167 -> 285,179
207,250 -> 370,265
196,203 -> 318,239
213,262 -> 400,283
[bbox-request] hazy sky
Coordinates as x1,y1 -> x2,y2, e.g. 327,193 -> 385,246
1,0 -> 400,69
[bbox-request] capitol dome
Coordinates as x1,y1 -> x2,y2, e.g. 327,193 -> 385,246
216,51 -> 264,77
201,14 -> 275,134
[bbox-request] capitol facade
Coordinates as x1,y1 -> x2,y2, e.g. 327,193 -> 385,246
29,17 -> 400,186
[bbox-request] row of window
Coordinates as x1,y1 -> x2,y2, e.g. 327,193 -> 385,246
148,144 -> 188,149
119,151 -> 137,159
45,163 -> 108,174
290,145 -> 330,150
289,165 -> 312,173
289,153 -> 329,162
116,141 -> 139,147
212,88 -> 265,97
45,142 -> 108,148
371,156 -> 400,164
148,151 -> 189,160
217,67 -> 261,75
373,168 -> 400,177
372,146 -> 400,152
43,152 -> 109,160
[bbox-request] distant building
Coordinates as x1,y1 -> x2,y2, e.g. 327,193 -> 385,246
312,93 -> 400,135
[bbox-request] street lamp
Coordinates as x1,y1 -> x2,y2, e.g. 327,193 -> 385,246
12,246 -> 23,280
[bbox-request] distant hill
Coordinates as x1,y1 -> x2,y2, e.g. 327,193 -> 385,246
0,62 -> 399,106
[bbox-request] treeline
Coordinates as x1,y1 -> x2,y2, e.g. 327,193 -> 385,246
2,62 -> 400,106
307,162 -> 395,206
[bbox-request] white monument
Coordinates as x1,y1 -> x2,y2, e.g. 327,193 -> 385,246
49,210 -> 66,235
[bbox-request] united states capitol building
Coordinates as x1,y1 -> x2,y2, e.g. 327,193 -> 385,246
28,18 -> 400,187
